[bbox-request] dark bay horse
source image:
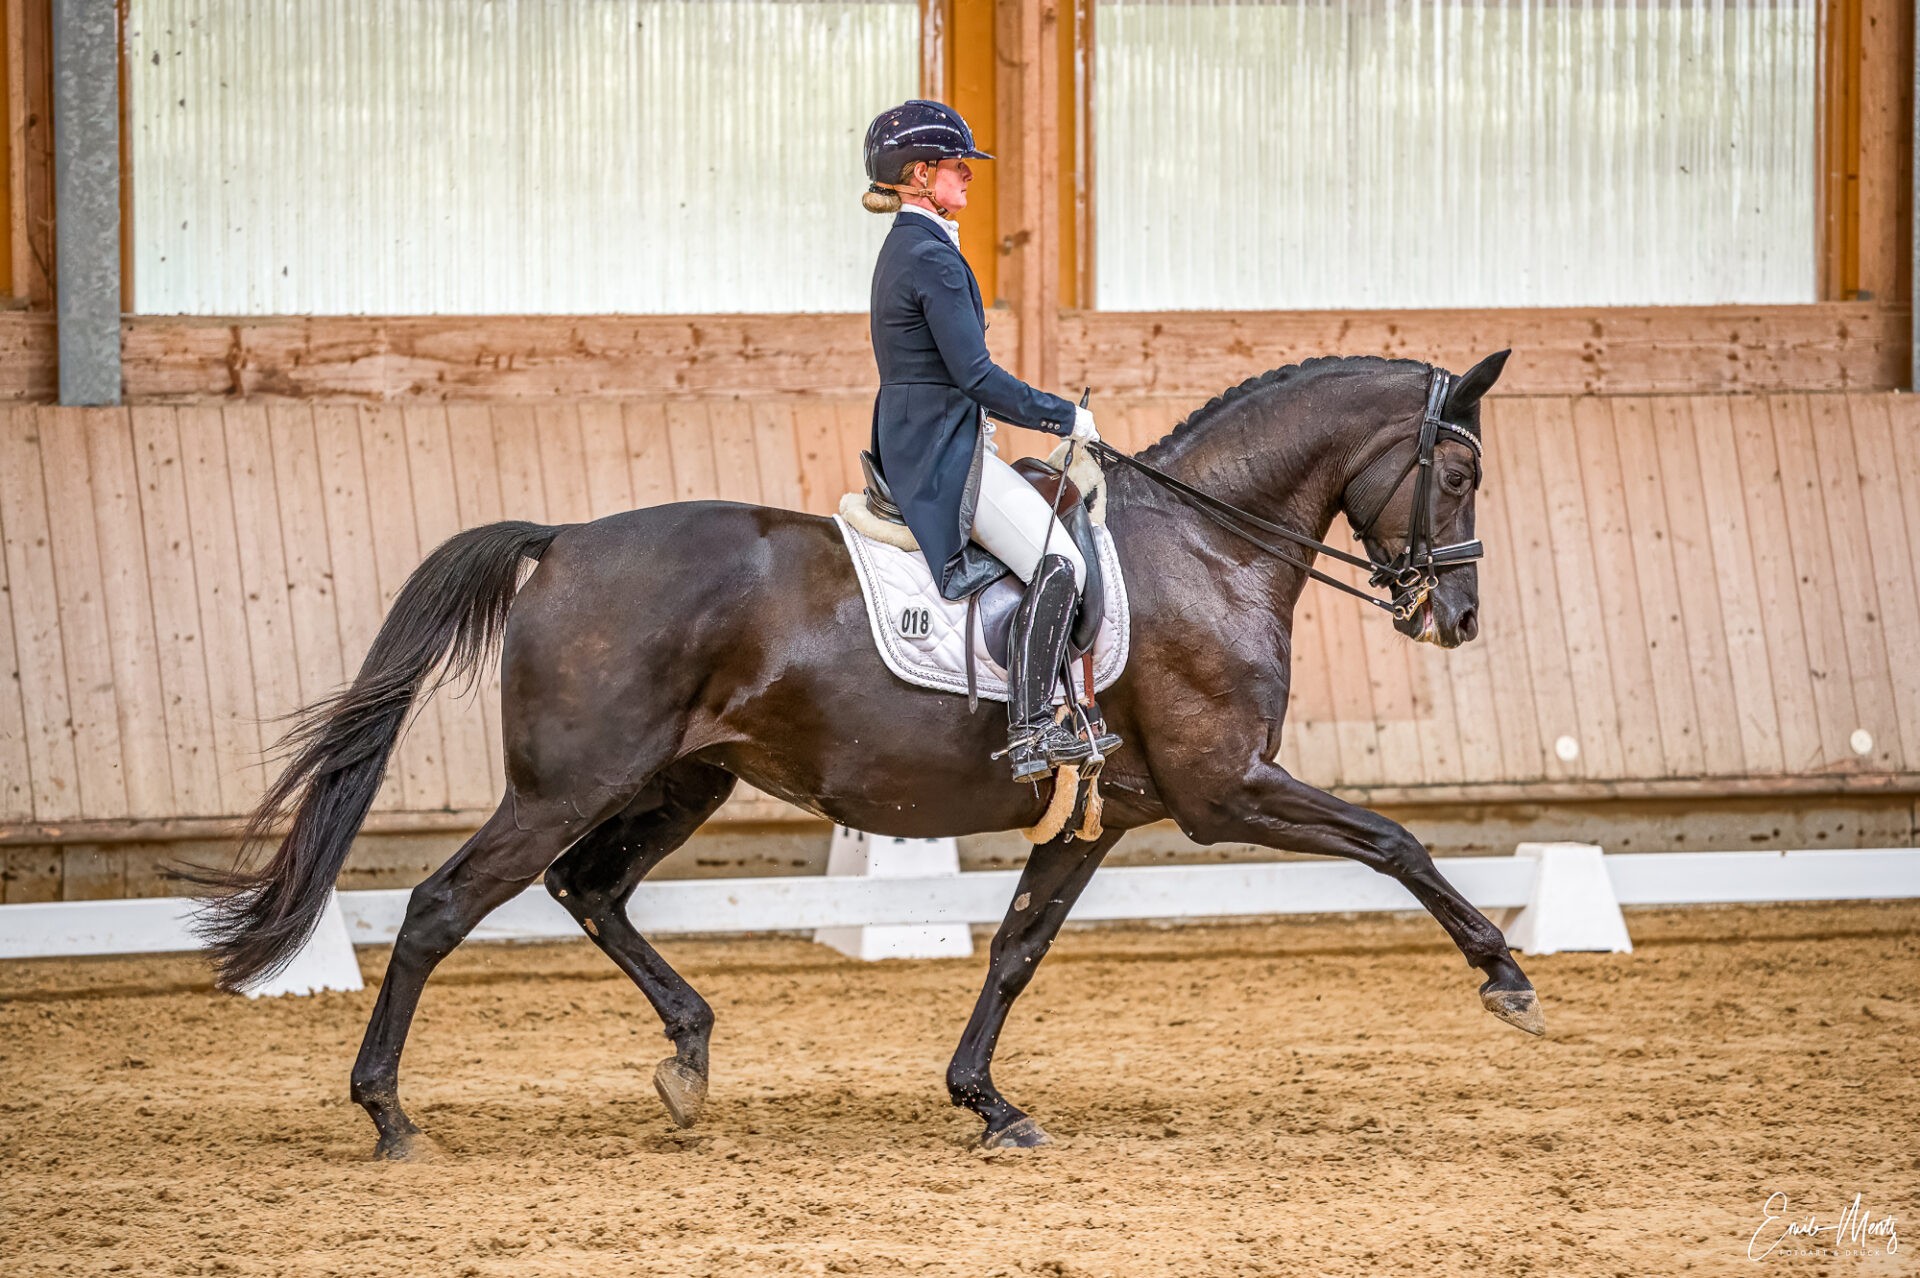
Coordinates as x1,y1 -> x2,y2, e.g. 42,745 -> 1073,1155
193,351 -> 1539,1157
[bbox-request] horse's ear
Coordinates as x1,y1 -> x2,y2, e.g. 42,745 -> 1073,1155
1446,349 -> 1511,416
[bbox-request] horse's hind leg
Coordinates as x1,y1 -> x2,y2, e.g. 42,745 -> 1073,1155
543,759 -> 737,1128
349,802 -> 591,1160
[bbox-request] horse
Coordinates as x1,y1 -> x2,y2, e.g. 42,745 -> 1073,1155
190,350 -> 1537,1158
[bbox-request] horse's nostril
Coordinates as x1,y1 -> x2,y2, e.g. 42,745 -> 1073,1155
1457,608 -> 1478,642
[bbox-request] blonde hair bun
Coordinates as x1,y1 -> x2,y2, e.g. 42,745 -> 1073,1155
863,186 -> 903,214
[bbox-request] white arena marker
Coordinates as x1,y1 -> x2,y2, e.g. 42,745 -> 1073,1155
1554,735 -> 1580,762
1504,842 -> 1632,956
242,891 -> 365,998
1850,728 -> 1874,756
814,828 -> 974,961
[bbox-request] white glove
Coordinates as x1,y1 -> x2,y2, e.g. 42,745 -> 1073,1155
1070,405 -> 1101,443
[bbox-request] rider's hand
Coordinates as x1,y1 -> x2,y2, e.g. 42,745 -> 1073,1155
1070,406 -> 1100,443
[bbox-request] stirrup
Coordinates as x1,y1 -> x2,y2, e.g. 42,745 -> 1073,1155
1009,750 -> 1054,785
1069,703 -> 1122,765
1005,720 -> 1094,783
1082,721 -> 1122,759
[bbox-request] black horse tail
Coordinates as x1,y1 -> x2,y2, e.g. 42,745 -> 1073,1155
184,520 -> 561,990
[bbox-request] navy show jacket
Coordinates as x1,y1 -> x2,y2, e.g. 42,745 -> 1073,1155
868,211 -> 1076,600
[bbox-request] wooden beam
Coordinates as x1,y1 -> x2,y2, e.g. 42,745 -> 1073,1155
1,0 -> 12,298
949,0 -> 998,307
1856,0 -> 1914,304
920,0 -> 947,101
115,0 -> 130,311
6,0 -> 52,308
1058,303 -> 1908,399
0,304 -> 1901,404
1824,0 -> 1864,299
110,313 -> 1014,403
5,772 -> 1916,848
995,0 -> 1060,386
0,793 -> 821,846
1065,0 -> 1092,312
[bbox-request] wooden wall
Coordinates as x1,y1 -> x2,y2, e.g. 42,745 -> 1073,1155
3,390 -> 1917,856
0,396 -> 873,840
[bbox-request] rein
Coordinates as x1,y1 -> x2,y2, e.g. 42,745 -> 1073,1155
1085,367 -> 1484,621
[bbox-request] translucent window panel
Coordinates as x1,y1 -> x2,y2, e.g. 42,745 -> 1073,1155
1095,0 -> 1825,310
126,1 -> 919,314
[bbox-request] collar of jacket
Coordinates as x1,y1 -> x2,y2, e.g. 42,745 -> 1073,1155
893,206 -> 961,248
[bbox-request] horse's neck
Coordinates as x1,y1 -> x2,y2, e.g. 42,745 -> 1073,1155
1135,390 -> 1380,555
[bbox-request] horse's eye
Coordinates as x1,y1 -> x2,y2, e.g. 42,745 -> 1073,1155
1441,467 -> 1471,496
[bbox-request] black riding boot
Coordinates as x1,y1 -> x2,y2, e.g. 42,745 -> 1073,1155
1006,554 -> 1096,784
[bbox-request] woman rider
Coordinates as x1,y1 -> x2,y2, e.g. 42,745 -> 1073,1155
861,99 -> 1120,784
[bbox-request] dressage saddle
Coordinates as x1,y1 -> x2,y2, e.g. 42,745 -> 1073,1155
857,450 -> 1107,668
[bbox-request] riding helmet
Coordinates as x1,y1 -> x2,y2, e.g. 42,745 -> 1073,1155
863,100 -> 992,184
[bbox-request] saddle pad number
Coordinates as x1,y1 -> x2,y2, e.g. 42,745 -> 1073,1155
897,606 -> 932,639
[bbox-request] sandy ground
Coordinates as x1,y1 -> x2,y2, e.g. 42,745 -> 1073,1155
1,901 -> 1915,1277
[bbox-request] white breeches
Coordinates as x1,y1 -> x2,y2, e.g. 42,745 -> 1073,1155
970,449 -> 1087,591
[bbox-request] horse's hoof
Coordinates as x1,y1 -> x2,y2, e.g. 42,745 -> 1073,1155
982,1116 -> 1052,1149
373,1129 -> 444,1162
1481,985 -> 1547,1036
653,1057 -> 708,1128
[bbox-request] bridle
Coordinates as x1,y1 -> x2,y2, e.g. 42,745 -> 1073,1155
1340,367 -> 1487,618
1084,366 -> 1485,621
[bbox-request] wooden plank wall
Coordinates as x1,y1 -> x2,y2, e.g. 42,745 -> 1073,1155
2,391 -> 1918,844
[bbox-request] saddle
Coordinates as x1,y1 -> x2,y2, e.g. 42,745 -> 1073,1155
857,450 -> 1108,667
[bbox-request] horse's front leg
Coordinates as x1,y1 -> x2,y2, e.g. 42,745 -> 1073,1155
1192,765 -> 1543,1036
948,829 -> 1124,1148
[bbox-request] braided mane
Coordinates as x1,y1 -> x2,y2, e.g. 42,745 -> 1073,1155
1138,354 -> 1428,463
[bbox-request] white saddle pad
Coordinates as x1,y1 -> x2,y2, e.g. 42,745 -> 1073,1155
833,514 -> 1131,704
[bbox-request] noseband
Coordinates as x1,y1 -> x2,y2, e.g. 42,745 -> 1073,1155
1085,366 -> 1484,620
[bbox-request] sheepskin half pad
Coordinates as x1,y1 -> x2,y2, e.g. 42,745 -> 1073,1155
831,514 -> 1130,704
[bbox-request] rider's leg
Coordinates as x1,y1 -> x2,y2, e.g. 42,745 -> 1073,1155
971,452 -> 1113,781
971,450 -> 1086,590
1004,553 -> 1088,782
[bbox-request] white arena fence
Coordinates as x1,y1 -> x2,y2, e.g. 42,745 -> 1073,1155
2,842 -> 1917,997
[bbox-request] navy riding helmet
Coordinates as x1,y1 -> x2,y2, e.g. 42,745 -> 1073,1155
863,100 -> 993,184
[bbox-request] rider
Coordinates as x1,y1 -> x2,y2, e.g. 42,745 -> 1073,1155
861,99 -> 1119,784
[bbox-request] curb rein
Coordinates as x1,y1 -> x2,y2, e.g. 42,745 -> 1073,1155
1084,367 -> 1484,622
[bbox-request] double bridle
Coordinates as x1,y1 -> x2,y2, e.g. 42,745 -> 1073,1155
1085,366 -> 1485,621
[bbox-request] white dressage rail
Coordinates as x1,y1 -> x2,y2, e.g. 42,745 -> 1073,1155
2,847 -> 1917,992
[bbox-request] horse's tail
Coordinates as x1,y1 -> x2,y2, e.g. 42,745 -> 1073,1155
183,520 -> 561,990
